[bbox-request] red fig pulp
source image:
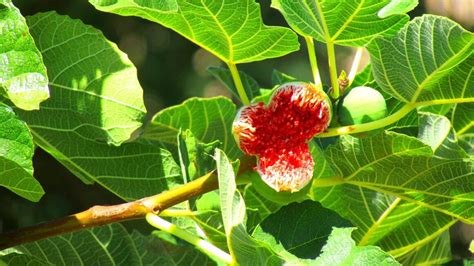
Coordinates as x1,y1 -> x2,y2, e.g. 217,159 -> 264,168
233,82 -> 331,192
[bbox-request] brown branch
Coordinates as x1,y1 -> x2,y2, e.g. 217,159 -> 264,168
0,172 -> 217,250
0,173 -> 218,250
0,157 -> 255,250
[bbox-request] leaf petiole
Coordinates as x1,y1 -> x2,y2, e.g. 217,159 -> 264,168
319,104 -> 415,137
146,213 -> 233,265
305,36 -> 322,86
326,40 -> 340,99
320,96 -> 474,138
228,62 -> 250,105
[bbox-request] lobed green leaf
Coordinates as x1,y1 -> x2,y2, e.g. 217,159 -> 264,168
368,15 -> 474,104
273,0 -> 414,46
89,0 -> 300,64
14,12 -> 179,200
0,223 -> 213,265
377,0 -> 419,18
313,227 -> 400,265
398,231 -> 451,265
311,132 -> 472,256
21,11 -> 146,146
193,191 -> 228,250
0,0 -> 49,110
255,201 -> 352,259
144,97 -> 242,160
0,103 -> 43,201
215,149 -> 283,265
177,130 -> 219,181
417,112 -> 468,160
451,103 -> 474,136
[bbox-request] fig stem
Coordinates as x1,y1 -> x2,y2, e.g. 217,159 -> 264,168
228,62 -> 250,105
146,213 -> 233,265
319,104 -> 415,137
326,40 -> 340,99
320,97 -> 474,137
305,36 -> 322,86
348,47 -> 364,84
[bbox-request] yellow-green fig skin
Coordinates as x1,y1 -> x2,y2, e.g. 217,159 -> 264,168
250,171 -> 311,205
337,86 -> 388,126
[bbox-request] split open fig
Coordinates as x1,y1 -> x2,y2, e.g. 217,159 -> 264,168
232,82 -> 331,192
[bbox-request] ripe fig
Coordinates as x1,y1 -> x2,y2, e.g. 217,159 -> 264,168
233,82 -> 331,192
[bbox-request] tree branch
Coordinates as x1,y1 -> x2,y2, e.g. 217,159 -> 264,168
0,156 -> 255,250
0,172 -> 216,250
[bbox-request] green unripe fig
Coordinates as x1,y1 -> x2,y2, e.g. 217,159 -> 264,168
337,86 -> 387,126
250,172 -> 311,205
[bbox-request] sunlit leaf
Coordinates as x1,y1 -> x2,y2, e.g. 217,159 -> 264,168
310,132 -> 472,256
19,11 -> 146,145
0,0 -> 49,110
193,191 -> 228,250
417,112 -> 468,160
215,148 -> 283,264
255,201 -> 352,259
0,224 -> 213,265
89,0 -> 299,64
313,227 -> 399,265
398,231 -> 451,265
15,12 -> 179,200
177,130 -> 219,181
458,136 -> 474,157
350,64 -> 374,88
273,0 -> 414,46
243,184 -> 282,232
368,15 -> 474,104
0,103 -> 43,201
144,97 -> 242,160
452,103 -> 474,136
377,0 -> 419,18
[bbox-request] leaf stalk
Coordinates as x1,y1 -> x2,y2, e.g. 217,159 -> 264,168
319,104 -> 415,137
305,36 -> 322,86
146,213 -> 233,265
326,41 -> 340,99
319,97 -> 474,138
228,62 -> 250,105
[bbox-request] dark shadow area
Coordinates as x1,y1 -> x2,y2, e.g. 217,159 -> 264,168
0,148 -> 123,233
